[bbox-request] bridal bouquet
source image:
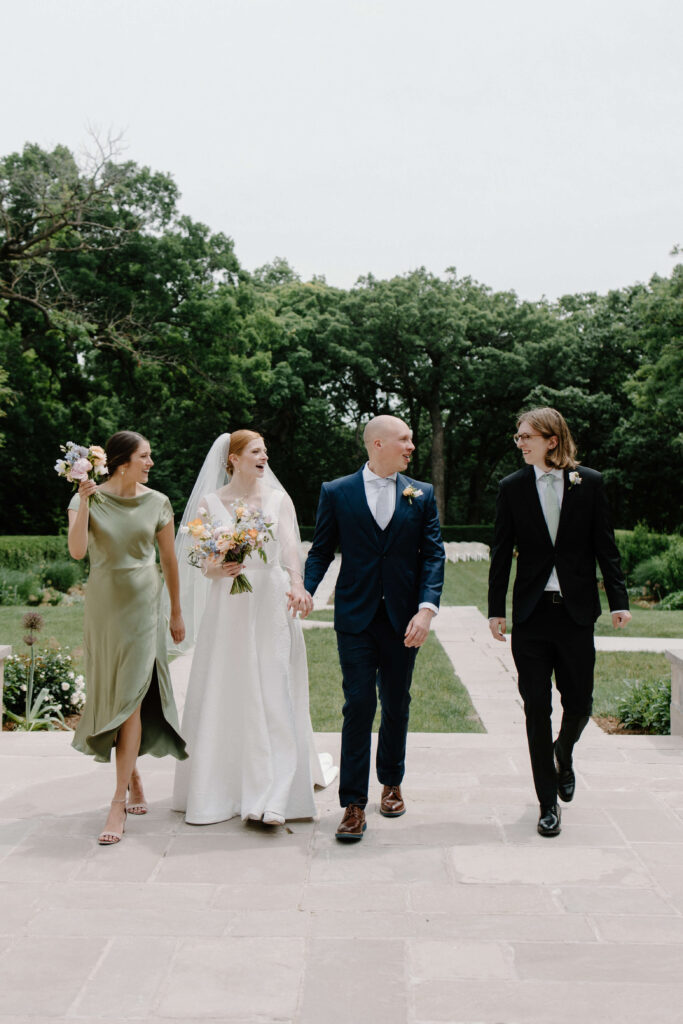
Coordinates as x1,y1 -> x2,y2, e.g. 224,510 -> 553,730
181,502 -> 274,594
54,441 -> 108,505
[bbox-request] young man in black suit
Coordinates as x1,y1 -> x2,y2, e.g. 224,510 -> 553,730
488,407 -> 631,837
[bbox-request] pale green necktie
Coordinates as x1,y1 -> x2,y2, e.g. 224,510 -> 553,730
540,472 -> 560,543
375,478 -> 394,530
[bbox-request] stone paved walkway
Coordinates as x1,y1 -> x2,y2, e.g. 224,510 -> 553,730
2,607 -> 683,1023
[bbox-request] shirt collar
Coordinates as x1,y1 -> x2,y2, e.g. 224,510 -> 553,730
363,463 -> 397,484
534,466 -> 564,480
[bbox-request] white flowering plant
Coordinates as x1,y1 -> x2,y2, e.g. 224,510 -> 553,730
2,646 -> 85,725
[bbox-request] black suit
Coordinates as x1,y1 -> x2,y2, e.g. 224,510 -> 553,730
488,465 -> 628,805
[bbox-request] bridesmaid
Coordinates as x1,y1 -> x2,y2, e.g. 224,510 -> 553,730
68,430 -> 188,845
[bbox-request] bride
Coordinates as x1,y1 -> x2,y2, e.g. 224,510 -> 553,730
171,430 -> 336,825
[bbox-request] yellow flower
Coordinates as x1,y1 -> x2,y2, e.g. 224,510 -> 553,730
187,518 -> 205,537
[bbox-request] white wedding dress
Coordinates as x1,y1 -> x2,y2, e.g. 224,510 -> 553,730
172,488 -> 336,824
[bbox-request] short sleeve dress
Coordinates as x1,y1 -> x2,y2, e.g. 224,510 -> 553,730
69,489 -> 188,763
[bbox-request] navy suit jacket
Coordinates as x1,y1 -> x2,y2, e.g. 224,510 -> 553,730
487,465 -> 629,627
304,469 -> 445,635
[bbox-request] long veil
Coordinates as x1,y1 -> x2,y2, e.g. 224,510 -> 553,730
166,432 -> 301,655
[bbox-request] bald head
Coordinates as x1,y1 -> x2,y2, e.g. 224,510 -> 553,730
364,415 -> 414,476
363,415 -> 406,449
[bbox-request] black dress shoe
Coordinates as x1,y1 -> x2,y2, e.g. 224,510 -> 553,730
537,804 -> 561,837
554,743 -> 576,803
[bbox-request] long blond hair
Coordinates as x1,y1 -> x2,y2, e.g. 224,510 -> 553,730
517,407 -> 579,469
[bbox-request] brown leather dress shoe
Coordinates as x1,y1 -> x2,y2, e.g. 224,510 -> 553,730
380,785 -> 406,818
335,804 -> 367,842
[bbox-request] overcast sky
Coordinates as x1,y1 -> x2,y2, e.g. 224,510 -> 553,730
4,0 -> 682,300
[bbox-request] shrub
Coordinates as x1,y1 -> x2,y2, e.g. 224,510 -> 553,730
2,648 -> 85,719
40,559 -> 84,592
0,536 -> 70,569
615,524 -> 673,579
0,568 -> 43,605
656,590 -> 683,611
26,587 -> 63,606
616,677 -> 671,734
631,538 -> 683,599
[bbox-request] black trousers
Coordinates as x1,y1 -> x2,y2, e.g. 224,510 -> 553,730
335,602 -> 418,808
511,595 -> 594,806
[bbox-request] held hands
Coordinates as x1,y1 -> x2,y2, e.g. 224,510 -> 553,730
404,608 -> 434,648
287,583 -> 313,618
612,610 -> 632,629
489,617 -> 507,642
169,611 -> 186,645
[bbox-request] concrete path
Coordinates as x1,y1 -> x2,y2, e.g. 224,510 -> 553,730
2,608 -> 683,1022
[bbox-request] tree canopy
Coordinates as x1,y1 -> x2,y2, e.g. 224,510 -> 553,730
1,143 -> 680,533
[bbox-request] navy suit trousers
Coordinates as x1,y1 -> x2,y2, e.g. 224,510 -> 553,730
335,602 -> 418,807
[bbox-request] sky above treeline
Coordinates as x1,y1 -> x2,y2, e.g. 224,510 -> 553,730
3,0 -> 682,300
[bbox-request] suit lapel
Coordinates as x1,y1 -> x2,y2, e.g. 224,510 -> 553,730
341,468 -> 381,547
555,467 -> 577,545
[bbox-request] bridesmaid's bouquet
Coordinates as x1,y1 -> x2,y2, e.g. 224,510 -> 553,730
181,502 -> 274,594
54,441 -> 108,505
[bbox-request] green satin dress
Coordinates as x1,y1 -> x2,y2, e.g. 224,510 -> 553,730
69,489 -> 188,763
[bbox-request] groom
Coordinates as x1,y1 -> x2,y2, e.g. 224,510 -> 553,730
300,415 -> 445,842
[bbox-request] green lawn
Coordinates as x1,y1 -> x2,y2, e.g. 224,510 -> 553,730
3,560 -> 679,734
306,628 -> 484,733
443,560 -> 683,638
0,603 -> 85,669
592,651 -> 670,718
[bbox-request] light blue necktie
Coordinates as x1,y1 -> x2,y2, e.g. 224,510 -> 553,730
375,478 -> 393,530
540,473 -> 560,543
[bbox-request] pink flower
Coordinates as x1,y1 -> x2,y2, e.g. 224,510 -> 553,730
70,458 -> 92,481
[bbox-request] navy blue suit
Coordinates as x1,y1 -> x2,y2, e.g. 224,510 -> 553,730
304,468 -> 445,807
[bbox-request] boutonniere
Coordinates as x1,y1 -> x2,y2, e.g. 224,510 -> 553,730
568,471 -> 582,489
402,485 -> 423,504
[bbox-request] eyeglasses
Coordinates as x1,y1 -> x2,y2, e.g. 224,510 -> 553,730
513,433 -> 544,445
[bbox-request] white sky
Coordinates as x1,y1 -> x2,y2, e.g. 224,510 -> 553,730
3,0 -> 682,300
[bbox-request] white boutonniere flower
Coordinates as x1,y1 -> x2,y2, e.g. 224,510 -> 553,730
402,485 -> 423,505
568,471 -> 582,489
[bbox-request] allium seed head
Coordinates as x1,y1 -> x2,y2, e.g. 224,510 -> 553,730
22,611 -> 44,631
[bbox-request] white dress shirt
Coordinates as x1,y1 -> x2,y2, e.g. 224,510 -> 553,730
362,463 -> 397,520
534,465 -> 563,593
363,463 -> 437,617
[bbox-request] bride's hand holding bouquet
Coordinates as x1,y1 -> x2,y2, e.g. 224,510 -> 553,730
181,502 -> 274,595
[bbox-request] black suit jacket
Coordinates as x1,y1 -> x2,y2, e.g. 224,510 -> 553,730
487,465 -> 628,627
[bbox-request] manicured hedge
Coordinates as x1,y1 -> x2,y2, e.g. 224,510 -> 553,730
0,536 -> 70,569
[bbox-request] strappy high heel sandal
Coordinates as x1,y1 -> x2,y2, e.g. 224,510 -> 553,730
98,798 -> 127,845
127,773 -> 149,815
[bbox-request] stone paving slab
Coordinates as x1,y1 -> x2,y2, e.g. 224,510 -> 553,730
2,605 -> 683,1022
